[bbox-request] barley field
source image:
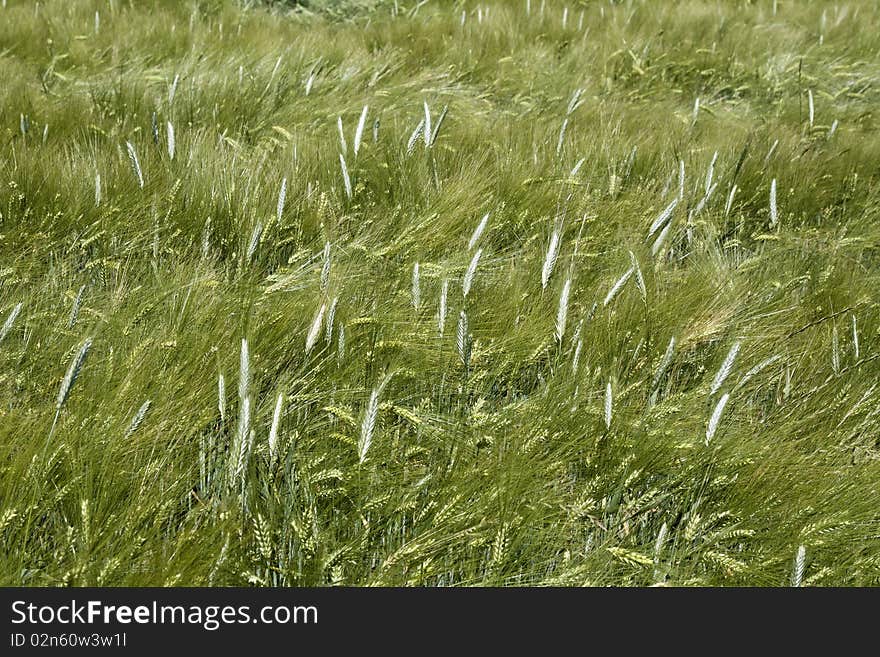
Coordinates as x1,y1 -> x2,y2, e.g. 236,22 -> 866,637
1,0 -> 879,586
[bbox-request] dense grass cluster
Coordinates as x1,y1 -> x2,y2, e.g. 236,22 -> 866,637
1,0 -> 880,586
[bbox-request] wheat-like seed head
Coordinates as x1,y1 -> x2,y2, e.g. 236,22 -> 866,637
653,336 -> 676,390
423,101 -> 432,148
124,400 -> 152,440
457,310 -> 469,365
339,153 -> 352,199
651,220 -> 672,257
831,325 -> 840,374
438,279 -> 449,336
710,341 -> 740,395
572,338 -> 583,374
166,121 -> 175,160
706,393 -> 730,444
792,545 -> 806,587
705,150 -> 718,194
325,296 -> 338,343
168,73 -> 179,105
566,88 -> 583,115
689,183 -> 717,221
68,285 -> 85,328
246,222 -> 262,263
603,268 -> 633,307
234,398 -> 252,481
556,278 -> 571,344
556,117 -> 569,157
305,303 -> 327,354
126,141 -> 144,188
0,302 -> 23,344
463,248 -> 483,298
276,177 -> 287,223
406,118 -> 425,155
468,213 -> 489,251
629,251 -> 646,302
359,386 -> 381,463
202,217 -> 212,259
724,184 -> 737,217
678,159 -> 685,201
647,197 -> 678,241
218,372 -> 226,423
321,241 -> 331,290
769,178 -> 778,227
57,337 -> 93,410
354,104 -> 368,156
808,89 -> 814,128
238,339 -> 250,404
412,262 -> 421,310
852,314 -> 859,360
429,105 -> 448,146
654,522 -> 668,559
337,116 -> 347,154
541,230 -> 560,290
733,354 -> 782,392
604,381 -> 613,429
269,393 -> 283,464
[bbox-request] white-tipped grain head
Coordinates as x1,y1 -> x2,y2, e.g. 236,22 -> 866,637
457,310 -> 469,365
706,393 -> 730,444
406,118 -> 425,155
603,268 -> 633,307
710,341 -> 740,395
126,141 -> 144,188
463,248 -> 483,298
438,279 -> 449,336
770,178 -> 778,227
269,393 -> 283,464
0,302 -> 22,344
238,339 -> 250,404
604,381 -> 613,429
339,153 -> 352,199
354,104 -> 368,157
541,230 -> 560,290
337,116 -> 347,154
792,545 -> 806,587
556,278 -> 571,343
412,262 -> 421,310
423,101 -> 432,148
56,337 -> 93,410
166,121 -> 175,160
218,373 -> 226,423
359,386 -> 381,463
647,197 -> 678,241
468,213 -> 489,251
321,241 -> 331,290
305,303 -> 327,354
277,177 -> 287,223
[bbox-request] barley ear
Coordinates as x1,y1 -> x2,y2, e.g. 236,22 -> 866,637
49,337 -> 93,440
